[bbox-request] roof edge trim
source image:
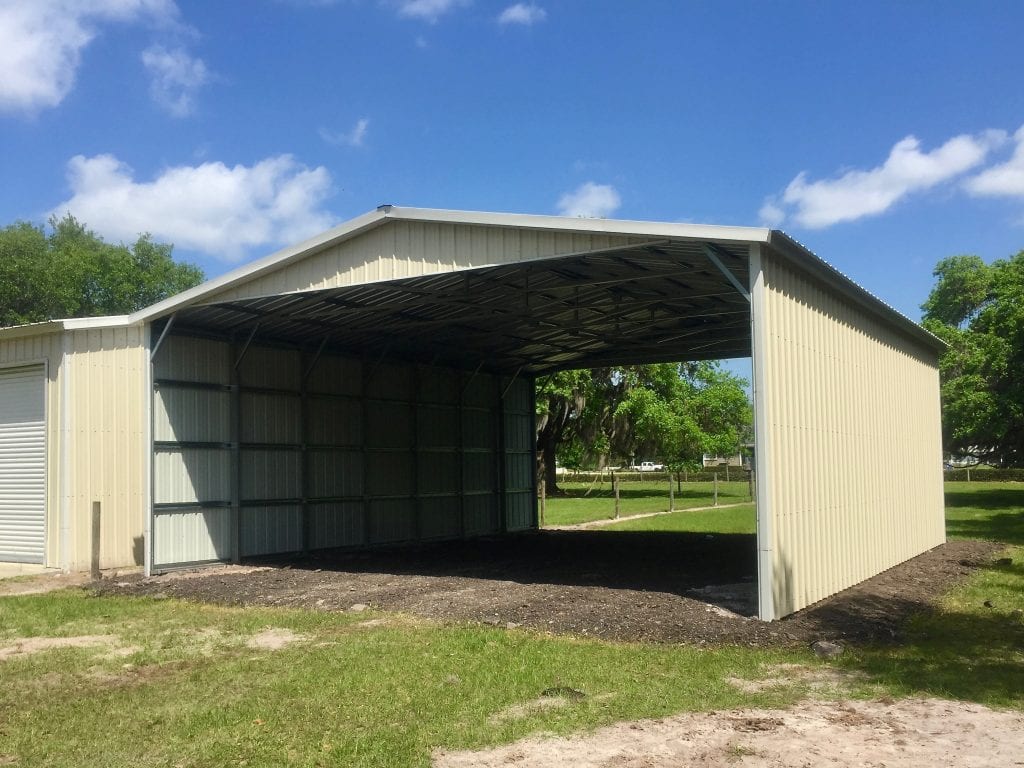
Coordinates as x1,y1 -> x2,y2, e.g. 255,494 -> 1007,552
385,206 -> 773,243
131,207 -> 390,324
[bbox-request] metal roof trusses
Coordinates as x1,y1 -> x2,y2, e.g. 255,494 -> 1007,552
164,240 -> 754,374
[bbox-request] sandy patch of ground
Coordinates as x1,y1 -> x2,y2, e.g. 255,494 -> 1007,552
727,664 -> 866,696
489,696 -> 573,725
245,628 -> 305,650
0,571 -> 91,596
434,697 -> 1024,768
0,635 -> 122,660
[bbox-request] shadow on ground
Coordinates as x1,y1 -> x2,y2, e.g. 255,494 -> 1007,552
271,529 -> 759,614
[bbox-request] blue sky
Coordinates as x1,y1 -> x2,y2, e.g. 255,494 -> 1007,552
2,0 -> 1024,325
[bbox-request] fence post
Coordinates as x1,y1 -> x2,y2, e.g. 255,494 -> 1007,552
748,469 -> 754,502
540,479 -> 546,527
714,473 -> 719,507
91,501 -> 101,581
668,474 -> 675,512
613,475 -> 620,519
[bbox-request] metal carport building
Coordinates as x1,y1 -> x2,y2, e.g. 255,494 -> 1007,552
0,206 -> 946,620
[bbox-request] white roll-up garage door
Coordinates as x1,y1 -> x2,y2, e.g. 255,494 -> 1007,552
0,365 -> 46,563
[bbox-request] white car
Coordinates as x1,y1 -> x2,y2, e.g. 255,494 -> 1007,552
633,461 -> 664,472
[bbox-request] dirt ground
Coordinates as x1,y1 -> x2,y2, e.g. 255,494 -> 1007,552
433,697 -> 1024,768
95,531 -> 1001,647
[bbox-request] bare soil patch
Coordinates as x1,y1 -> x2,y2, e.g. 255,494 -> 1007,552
433,697 -> 1024,768
0,635 -> 121,661
0,571 -> 90,597
97,532 -> 1000,647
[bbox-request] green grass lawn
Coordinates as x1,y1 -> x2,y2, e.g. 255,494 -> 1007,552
0,591 -> 803,768
944,481 -> 1024,544
2,480 -> 1023,766
543,479 -> 752,526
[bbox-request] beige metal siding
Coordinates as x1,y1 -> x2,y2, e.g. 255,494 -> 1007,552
152,335 -> 233,567
0,332 -> 63,567
152,335 -> 533,567
203,221 -> 659,303
65,327 -> 147,570
755,247 -> 945,619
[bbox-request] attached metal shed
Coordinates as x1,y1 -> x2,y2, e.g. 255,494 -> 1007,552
0,206 -> 946,619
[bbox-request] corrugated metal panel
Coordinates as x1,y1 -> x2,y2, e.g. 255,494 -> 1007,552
463,452 -> 496,493
463,494 -> 499,535
154,449 -> 230,504
240,505 -> 302,556
308,449 -> 362,497
366,452 -> 414,496
418,451 -> 459,494
154,335 -> 229,383
307,397 -> 362,446
366,401 -> 413,448
309,502 -> 364,548
504,455 -> 533,493
241,450 -> 301,501
420,496 -> 461,539
418,405 -> 459,447
240,393 -> 300,444
419,366 -> 460,405
238,346 -> 301,390
462,410 -> 494,449
152,334 -> 232,571
204,220 -> 658,304
66,327 -> 147,570
504,492 -> 534,532
154,509 -> 230,565
463,375 -> 496,408
755,247 -> 945,619
369,362 -> 414,401
368,498 -> 416,543
307,356 -> 361,395
0,365 -> 46,562
154,387 -> 229,442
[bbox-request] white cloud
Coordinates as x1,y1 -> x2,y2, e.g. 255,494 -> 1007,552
557,182 -> 621,218
757,200 -> 785,228
965,125 -> 1024,198
141,45 -> 208,117
50,154 -> 335,261
395,0 -> 469,22
319,117 -> 370,147
0,0 -> 178,113
498,3 -> 546,25
762,130 -> 1006,229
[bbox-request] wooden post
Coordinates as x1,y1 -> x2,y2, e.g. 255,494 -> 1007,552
714,472 -> 719,507
91,501 -> 101,580
540,478 -> 546,527
613,475 -> 620,519
668,475 -> 675,512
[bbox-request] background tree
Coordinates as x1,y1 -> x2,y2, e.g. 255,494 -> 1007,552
0,214 -> 203,327
536,361 -> 751,492
922,251 -> 1024,466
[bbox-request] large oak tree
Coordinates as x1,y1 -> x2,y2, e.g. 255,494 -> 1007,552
922,250 -> 1024,467
0,214 -> 203,327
